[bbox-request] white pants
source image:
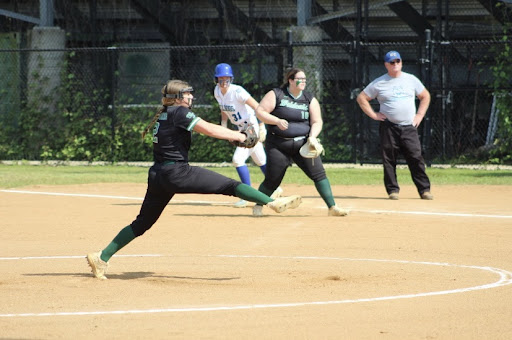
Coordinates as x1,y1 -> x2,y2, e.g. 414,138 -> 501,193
233,141 -> 266,167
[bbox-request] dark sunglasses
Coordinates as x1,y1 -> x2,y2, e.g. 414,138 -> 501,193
388,59 -> 401,65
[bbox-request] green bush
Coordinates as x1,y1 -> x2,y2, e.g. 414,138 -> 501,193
488,10 -> 512,164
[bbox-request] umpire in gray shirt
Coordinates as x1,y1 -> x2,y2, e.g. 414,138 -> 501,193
357,50 -> 433,200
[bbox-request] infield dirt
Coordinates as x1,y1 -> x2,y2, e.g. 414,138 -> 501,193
1,184 -> 511,339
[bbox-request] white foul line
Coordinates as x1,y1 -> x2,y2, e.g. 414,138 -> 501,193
0,254 -> 511,317
352,209 -> 512,219
2,189 -> 511,219
0,189 -> 231,205
1,189 -> 143,201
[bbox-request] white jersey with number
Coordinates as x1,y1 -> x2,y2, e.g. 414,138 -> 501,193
213,83 -> 265,166
214,84 -> 259,130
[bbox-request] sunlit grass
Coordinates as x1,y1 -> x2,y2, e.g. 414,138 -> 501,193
1,163 -> 511,189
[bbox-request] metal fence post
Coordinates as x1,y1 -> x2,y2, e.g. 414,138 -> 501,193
286,29 -> 293,68
353,0 -> 365,164
422,28 -> 433,166
108,46 -> 118,163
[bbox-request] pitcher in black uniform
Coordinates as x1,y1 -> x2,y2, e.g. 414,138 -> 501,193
86,79 -> 302,280
254,68 -> 348,217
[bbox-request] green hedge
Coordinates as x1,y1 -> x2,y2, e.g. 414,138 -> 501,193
0,52 -> 352,163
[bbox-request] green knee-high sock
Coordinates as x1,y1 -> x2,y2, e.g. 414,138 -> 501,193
235,183 -> 272,205
315,178 -> 336,208
100,225 -> 136,262
257,183 -> 274,197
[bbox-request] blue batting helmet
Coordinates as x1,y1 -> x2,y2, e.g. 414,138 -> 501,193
214,63 -> 234,78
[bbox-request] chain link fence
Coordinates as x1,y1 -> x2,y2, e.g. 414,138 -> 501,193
0,34 -> 509,163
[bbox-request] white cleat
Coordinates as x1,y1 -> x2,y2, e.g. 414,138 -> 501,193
328,205 -> 349,216
86,251 -> 109,280
234,199 -> 248,208
267,195 -> 302,213
270,187 -> 284,199
253,204 -> 264,217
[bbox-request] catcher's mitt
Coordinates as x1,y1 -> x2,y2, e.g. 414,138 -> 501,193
232,125 -> 258,148
299,136 -> 325,158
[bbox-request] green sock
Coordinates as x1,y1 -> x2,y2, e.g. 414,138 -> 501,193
235,183 -> 272,205
315,178 -> 335,208
257,183 -> 273,197
100,225 -> 136,262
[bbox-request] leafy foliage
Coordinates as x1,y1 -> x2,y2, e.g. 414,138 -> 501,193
188,106 -> 234,162
0,50 -> 237,163
488,24 -> 512,163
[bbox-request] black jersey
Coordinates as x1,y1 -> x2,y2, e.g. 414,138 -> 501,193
268,87 -> 313,138
152,105 -> 201,163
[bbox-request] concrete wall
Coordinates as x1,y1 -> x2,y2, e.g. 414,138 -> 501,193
27,26 -> 65,111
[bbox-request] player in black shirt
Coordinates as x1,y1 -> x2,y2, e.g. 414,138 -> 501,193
86,80 -> 302,279
254,68 -> 348,217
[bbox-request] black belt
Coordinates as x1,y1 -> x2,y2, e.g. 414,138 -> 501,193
383,120 -> 412,127
271,133 -> 306,141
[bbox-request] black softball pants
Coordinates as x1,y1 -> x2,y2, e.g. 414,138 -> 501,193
130,162 -> 240,236
379,121 -> 431,195
261,135 -> 327,194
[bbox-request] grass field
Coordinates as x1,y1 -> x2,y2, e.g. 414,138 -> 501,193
1,163 -> 512,188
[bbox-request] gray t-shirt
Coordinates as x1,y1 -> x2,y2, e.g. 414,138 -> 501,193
363,72 -> 425,125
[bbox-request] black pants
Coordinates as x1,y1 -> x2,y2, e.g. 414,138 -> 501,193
379,121 -> 431,195
130,162 -> 240,236
261,135 -> 327,194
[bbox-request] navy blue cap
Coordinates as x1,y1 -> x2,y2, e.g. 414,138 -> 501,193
384,51 -> 401,62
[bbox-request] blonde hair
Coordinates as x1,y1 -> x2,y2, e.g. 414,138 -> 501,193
142,80 -> 192,139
